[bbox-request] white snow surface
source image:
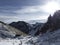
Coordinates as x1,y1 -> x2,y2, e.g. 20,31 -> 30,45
0,29 -> 60,45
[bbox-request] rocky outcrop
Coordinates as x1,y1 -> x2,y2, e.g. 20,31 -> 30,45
9,21 -> 31,34
35,10 -> 60,35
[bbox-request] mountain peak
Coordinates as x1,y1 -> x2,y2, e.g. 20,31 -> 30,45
53,10 -> 60,19
35,10 -> 60,35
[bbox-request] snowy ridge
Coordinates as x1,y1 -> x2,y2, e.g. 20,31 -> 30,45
0,29 -> 60,45
24,29 -> 60,45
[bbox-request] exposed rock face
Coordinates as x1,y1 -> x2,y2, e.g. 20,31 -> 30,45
35,10 -> 60,35
9,21 -> 30,34
9,21 -> 43,36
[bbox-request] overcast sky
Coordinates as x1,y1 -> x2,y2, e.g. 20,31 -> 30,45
0,0 -> 60,23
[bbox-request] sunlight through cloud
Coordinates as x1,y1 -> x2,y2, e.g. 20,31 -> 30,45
42,1 -> 60,15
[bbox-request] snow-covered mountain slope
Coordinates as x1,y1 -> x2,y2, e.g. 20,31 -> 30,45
22,29 -> 60,45
0,29 -> 60,45
29,23 -> 43,36
0,23 -> 15,38
0,22 -> 28,39
0,23 -> 60,45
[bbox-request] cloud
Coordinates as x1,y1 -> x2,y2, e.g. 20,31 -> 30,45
0,15 -> 18,23
0,0 -> 48,15
0,0 -> 48,6
0,0 -> 59,23
14,6 -> 49,15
